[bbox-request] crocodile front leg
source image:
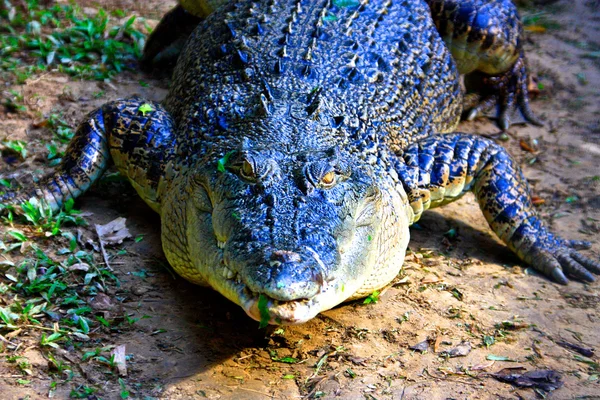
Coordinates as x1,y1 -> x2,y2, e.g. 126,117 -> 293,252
1,97 -> 176,214
426,0 -> 542,130
140,5 -> 203,71
395,134 -> 599,283
140,0 -> 228,71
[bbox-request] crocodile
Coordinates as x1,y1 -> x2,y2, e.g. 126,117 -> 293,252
2,0 -> 599,325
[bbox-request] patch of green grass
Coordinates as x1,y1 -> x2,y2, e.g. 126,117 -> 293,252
30,113 -> 76,166
566,195 -> 579,204
0,197 -> 130,392
119,378 -> 130,399
46,352 -> 70,374
6,355 -> 33,375
17,197 -> 86,236
575,72 -> 588,85
2,89 -> 27,112
0,1 -> 150,395
1,0 -> 148,83
363,290 -> 380,304
40,332 -> 63,348
70,385 -> 97,398
45,114 -> 75,143
322,13 -> 338,22
483,335 -> 495,348
269,350 -> 298,364
1,139 -> 28,159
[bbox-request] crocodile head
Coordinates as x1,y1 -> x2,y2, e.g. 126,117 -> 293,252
180,133 -> 411,324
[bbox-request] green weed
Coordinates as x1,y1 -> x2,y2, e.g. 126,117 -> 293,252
1,139 -> 27,158
363,290 -> 380,304
1,0 -> 148,83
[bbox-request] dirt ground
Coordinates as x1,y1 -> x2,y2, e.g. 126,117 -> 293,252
1,0 -> 599,399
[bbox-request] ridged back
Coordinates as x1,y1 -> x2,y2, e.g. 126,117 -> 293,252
165,0 -> 462,162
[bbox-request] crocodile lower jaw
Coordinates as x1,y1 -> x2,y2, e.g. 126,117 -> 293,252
240,290 -> 321,325
213,265 -> 339,325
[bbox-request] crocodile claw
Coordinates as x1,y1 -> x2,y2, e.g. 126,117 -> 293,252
529,240 -> 600,285
567,239 -> 592,250
509,215 -> 599,285
464,51 -> 543,131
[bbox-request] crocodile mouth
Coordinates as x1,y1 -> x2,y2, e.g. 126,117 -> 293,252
241,289 -> 320,325
207,191 -> 381,325
216,260 -> 332,325
211,218 -> 377,324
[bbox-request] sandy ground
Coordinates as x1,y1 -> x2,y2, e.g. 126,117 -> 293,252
1,0 -> 599,399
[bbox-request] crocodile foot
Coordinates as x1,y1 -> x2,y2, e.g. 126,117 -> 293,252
512,218 -> 600,284
464,51 -> 543,131
140,5 -> 202,73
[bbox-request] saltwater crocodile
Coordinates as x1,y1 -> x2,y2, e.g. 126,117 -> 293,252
2,0 -> 599,325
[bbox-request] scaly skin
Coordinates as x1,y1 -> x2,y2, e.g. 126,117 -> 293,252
398,134 -> 599,284
2,0 -> 598,325
3,99 -> 176,213
425,0 -> 542,129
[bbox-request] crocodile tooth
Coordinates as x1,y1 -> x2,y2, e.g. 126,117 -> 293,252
217,240 -> 226,249
222,266 -> 235,279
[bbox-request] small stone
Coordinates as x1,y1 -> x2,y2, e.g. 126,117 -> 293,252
131,286 -> 150,296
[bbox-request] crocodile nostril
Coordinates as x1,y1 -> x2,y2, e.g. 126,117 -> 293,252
250,250 -> 325,301
270,250 -> 302,263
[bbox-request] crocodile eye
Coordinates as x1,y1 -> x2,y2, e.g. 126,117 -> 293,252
321,171 -> 336,187
240,159 -> 256,180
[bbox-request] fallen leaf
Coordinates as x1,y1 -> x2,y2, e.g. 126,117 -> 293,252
77,228 -> 100,252
525,25 -> 547,33
498,320 -> 530,330
393,276 -> 410,285
573,355 -> 599,369
531,196 -> 546,206
90,293 -> 115,311
5,328 -> 22,339
32,119 -> 50,129
487,354 -> 517,362
532,341 -> 544,359
95,217 -> 131,246
448,287 -> 464,301
471,360 -> 495,371
0,258 -> 14,268
68,263 -> 90,272
492,368 -> 563,392
528,76 -> 541,97
111,344 -> 127,376
557,340 -> 594,357
72,332 -> 90,341
442,341 -> 472,358
519,139 -> 537,153
433,335 -> 442,353
409,340 -> 429,353
346,355 -> 367,366
421,275 -> 440,284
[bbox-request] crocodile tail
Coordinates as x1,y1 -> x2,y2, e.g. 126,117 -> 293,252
1,107 -> 110,213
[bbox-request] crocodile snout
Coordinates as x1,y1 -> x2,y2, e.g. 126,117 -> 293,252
257,249 -> 325,301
